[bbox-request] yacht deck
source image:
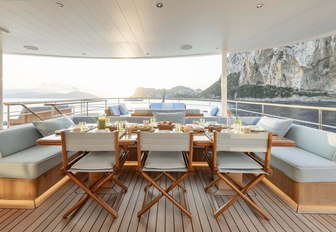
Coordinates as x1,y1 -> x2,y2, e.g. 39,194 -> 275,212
1,167 -> 336,232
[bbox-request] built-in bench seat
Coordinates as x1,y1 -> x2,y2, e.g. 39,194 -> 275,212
254,124 -> 336,213
0,122 -> 77,208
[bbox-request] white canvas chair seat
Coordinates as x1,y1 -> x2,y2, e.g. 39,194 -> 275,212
137,131 -> 194,218
205,131 -> 272,220
69,151 -> 116,172
60,131 -> 128,219
143,151 -> 187,172
217,151 -> 265,173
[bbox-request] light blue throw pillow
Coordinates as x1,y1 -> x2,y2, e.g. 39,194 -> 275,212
209,106 -> 219,116
108,105 -> 121,116
256,116 -> 293,136
118,104 -> 129,115
33,116 -> 75,137
153,112 -> 186,124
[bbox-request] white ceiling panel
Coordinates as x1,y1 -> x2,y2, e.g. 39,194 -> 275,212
0,0 -> 335,58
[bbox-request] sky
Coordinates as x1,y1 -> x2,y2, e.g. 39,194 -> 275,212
3,54 -> 222,97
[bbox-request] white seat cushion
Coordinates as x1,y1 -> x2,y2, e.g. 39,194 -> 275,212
217,151 -> 265,174
255,147 -> 336,182
70,151 -> 115,172
143,151 -> 187,172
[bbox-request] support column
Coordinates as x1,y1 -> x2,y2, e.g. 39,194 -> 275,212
221,49 -> 228,117
0,38 -> 3,129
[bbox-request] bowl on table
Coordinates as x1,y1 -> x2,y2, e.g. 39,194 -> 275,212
157,121 -> 175,130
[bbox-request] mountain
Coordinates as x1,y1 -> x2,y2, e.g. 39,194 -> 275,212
4,89 -> 98,99
199,35 -> 336,100
131,86 -> 202,98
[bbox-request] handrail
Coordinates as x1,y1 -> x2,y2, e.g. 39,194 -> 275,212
3,97 -> 336,131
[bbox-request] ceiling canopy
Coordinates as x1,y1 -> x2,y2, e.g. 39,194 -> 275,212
0,0 -> 335,58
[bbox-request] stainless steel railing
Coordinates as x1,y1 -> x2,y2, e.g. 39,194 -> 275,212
2,98 -> 336,131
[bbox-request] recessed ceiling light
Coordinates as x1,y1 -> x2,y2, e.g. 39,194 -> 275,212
55,2 -> 64,8
256,3 -> 264,9
156,2 -> 163,8
23,45 -> 39,51
181,44 -> 192,50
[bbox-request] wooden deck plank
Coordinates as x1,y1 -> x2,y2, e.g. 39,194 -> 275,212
9,181 -> 76,231
156,174 -> 166,232
25,192 -> 79,232
311,214 -> 336,231
38,194 -> 83,231
303,214 -> 332,232
0,210 -> 32,232
117,173 -> 145,232
1,168 -> 336,232
254,177 -> 320,232
107,169 -> 142,231
196,170 -> 232,232
0,210 -> 25,231
126,177 -> 146,232
172,173 -> 184,232
192,170 -> 224,232
183,174 -> 205,232
165,176 -> 174,232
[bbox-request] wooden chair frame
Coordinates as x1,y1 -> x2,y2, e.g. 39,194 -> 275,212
136,131 -> 194,218
60,130 -> 128,219
205,131 -> 273,220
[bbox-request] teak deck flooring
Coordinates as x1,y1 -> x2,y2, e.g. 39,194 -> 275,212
1,167 -> 336,232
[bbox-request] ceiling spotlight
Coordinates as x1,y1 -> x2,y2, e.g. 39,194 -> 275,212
181,44 -> 192,50
156,2 -> 163,8
23,45 -> 39,51
256,3 -> 264,9
55,2 -> 64,8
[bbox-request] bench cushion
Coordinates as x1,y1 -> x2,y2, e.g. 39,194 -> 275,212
285,125 -> 336,161
0,145 -> 70,179
153,112 -> 186,124
255,147 -> 336,182
0,124 -> 41,158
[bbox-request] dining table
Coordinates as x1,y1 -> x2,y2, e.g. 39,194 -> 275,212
36,126 -> 296,191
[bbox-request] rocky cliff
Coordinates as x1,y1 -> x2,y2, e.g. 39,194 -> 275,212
226,35 -> 336,99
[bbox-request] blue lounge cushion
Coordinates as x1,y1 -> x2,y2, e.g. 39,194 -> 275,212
209,106 -> 219,116
108,105 -> 121,116
161,103 -> 174,109
33,116 -> 75,137
256,116 -> 293,136
173,103 -> 186,109
118,104 -> 129,115
153,112 -> 186,124
150,103 -> 162,109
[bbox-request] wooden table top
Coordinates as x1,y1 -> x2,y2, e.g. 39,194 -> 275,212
36,130 -> 296,147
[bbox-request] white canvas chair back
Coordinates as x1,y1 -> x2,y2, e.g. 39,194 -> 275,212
64,132 -> 116,152
140,132 -> 191,151
215,132 -> 269,153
